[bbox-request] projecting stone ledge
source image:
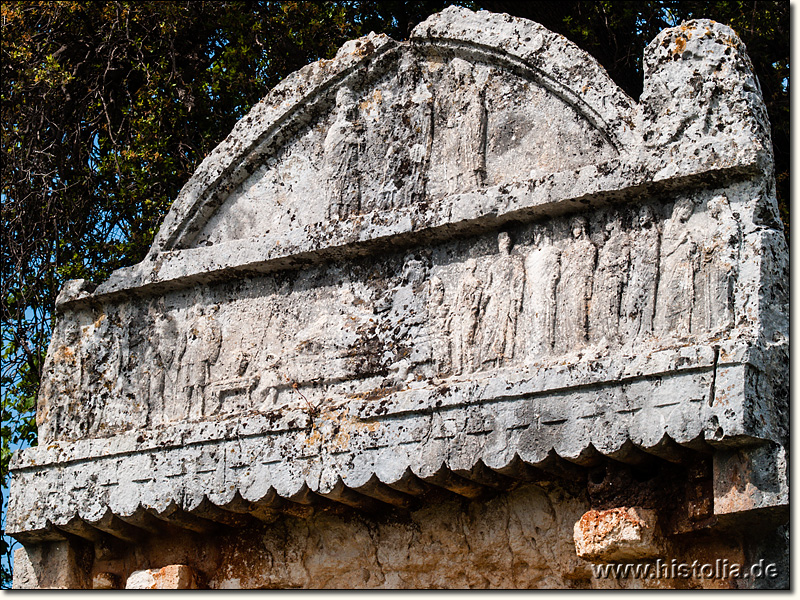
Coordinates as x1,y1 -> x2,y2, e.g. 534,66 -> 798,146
7,341 -> 786,545
67,152 -> 763,306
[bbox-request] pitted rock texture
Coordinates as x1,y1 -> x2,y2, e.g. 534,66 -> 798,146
78,482 -> 765,589
9,6 -> 788,589
125,565 -> 199,589
30,184 -> 779,445
574,507 -> 663,561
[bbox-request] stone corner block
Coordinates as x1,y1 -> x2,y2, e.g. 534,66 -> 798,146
12,541 -> 91,589
713,443 -> 789,527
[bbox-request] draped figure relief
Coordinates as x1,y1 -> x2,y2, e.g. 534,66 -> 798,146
81,316 -> 121,435
479,232 -> 525,369
427,275 -> 452,376
12,12 -> 788,587
620,205 -> 661,343
145,311 -> 179,428
655,198 -> 699,337
555,217 -> 597,353
429,58 -> 488,197
589,211 -> 631,346
369,52 -> 434,212
179,306 -> 223,421
524,224 -> 561,359
694,195 -> 740,334
324,86 -> 364,220
450,258 -> 488,375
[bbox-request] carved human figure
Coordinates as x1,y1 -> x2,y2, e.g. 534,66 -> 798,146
694,195 -> 740,334
620,205 -> 661,343
38,318 -> 83,441
656,197 -> 699,337
251,344 -> 282,409
450,258 -> 488,375
399,254 -> 430,325
480,232 -> 525,369
375,56 -> 433,211
401,254 -> 428,290
104,307 -> 151,433
432,58 -> 488,196
555,216 -> 597,353
80,316 -> 121,435
524,224 -> 561,358
146,312 -> 179,427
323,85 -> 363,220
427,275 -> 452,376
180,305 -> 223,420
589,211 -> 630,347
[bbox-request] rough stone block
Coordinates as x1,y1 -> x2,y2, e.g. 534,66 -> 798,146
12,542 -> 91,589
92,572 -> 120,590
126,565 -> 200,589
573,507 -> 663,562
713,443 -> 788,526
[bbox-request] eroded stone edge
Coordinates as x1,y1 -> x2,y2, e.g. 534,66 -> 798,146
62,156 -> 761,309
150,5 -> 640,255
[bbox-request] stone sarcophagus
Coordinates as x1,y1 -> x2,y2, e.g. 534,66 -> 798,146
9,7 -> 788,589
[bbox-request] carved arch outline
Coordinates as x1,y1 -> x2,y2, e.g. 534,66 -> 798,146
151,7 -> 638,254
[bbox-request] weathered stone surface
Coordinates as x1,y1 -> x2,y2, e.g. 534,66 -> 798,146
11,548 -> 37,589
574,507 -> 663,561
92,572 -> 119,590
9,5 -> 788,589
12,542 -> 91,589
640,18 -> 773,181
126,565 -> 199,589
713,443 -> 789,525
83,481 -> 778,589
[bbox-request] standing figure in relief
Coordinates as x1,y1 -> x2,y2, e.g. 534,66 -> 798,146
555,216 -> 597,353
480,232 -> 525,369
589,211 -> 630,347
459,75 -> 487,193
376,55 -> 433,211
323,85 -> 363,220
38,318 -> 83,441
81,317 -> 121,436
620,205 -> 661,343
450,258 -> 488,375
147,312 -> 179,427
180,306 -> 223,420
525,224 -> 561,358
427,275 -> 452,376
694,195 -> 740,334
655,197 -> 699,337
112,308 -> 150,432
432,58 -> 487,196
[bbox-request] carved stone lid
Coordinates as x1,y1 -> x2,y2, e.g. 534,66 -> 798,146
8,7 -> 787,544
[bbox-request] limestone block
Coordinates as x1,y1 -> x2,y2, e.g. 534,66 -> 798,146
93,572 -> 119,590
713,443 -> 788,525
126,565 -> 200,589
11,548 -> 37,590
640,18 -> 772,180
573,508 -> 663,561
12,542 -> 91,589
